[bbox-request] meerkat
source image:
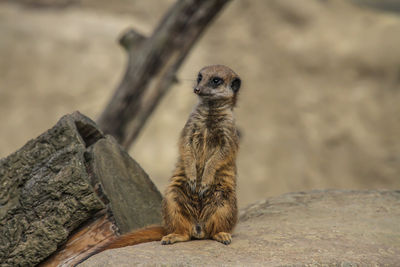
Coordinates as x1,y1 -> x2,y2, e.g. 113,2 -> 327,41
161,64 -> 240,245
82,65 -> 241,261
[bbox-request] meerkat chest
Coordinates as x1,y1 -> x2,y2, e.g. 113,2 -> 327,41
190,120 -> 230,157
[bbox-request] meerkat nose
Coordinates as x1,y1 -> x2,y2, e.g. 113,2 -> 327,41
194,87 -> 200,94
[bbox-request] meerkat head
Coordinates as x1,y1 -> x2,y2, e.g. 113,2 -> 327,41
194,65 -> 241,106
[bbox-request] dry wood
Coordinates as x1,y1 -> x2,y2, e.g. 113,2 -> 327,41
37,131 -> 162,267
97,0 -> 231,149
0,112 -> 162,266
40,213 -> 117,267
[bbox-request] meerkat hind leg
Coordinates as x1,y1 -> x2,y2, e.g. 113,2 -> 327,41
161,233 -> 190,245
212,232 -> 232,245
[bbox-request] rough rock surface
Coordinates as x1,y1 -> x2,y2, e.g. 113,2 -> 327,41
79,190 -> 400,266
0,112 -> 162,266
89,136 -> 162,234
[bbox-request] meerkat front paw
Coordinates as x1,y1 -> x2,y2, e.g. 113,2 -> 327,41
212,232 -> 232,245
161,233 -> 190,245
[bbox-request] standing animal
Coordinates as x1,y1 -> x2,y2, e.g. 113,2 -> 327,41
82,64 -> 242,261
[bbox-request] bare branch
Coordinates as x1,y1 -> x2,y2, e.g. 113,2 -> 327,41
97,0 -> 231,149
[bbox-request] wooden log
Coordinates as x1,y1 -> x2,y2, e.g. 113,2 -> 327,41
41,133 -> 163,266
0,112 -> 105,266
97,0 -> 232,149
0,112 -> 162,266
40,212 -> 116,267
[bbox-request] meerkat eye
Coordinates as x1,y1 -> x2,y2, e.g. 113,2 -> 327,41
197,73 -> 202,84
210,77 -> 224,88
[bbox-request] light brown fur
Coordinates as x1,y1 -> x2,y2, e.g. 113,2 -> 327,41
161,64 -> 241,245
80,65 -> 242,263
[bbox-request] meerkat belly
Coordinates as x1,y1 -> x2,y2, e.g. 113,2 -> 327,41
192,126 -> 228,179
192,129 -> 210,177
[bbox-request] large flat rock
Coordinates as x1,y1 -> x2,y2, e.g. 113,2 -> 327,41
79,190 -> 400,266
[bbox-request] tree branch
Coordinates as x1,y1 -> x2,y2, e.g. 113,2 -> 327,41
97,0 -> 231,149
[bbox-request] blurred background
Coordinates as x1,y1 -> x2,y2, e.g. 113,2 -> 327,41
1,0 -> 399,207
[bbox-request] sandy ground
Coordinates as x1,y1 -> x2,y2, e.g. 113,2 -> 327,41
1,0 -> 400,206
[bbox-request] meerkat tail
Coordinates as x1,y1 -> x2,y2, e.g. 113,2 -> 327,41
75,226 -> 166,266
103,225 -> 166,250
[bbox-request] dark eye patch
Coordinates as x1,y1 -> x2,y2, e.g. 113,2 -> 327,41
197,73 -> 203,84
209,76 -> 224,88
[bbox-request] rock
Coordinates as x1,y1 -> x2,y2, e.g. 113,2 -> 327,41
79,190 -> 400,266
0,112 -> 162,266
88,136 -> 162,234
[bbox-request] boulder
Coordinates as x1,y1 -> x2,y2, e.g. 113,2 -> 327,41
79,190 -> 400,266
88,136 -> 162,234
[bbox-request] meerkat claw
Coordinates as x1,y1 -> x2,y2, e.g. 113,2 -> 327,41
161,239 -> 170,245
213,232 -> 232,245
222,239 -> 231,245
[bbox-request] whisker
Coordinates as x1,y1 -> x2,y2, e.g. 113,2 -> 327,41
177,78 -> 197,86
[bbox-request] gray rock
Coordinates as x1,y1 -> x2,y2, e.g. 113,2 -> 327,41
88,136 -> 162,234
0,111 -> 162,266
79,190 -> 400,266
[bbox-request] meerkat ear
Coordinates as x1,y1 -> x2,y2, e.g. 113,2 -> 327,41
231,78 -> 241,93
